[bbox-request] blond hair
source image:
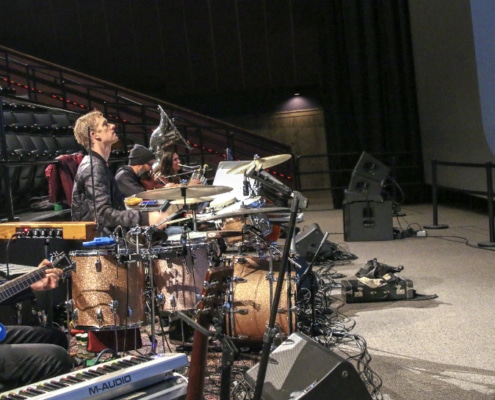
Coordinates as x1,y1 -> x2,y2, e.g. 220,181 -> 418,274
73,110 -> 103,151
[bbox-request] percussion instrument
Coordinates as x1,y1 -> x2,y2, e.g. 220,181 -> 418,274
135,185 -> 233,201
227,154 -> 292,175
153,244 -> 210,312
226,254 -> 295,343
69,249 -> 145,329
198,206 -> 290,222
209,193 -> 237,212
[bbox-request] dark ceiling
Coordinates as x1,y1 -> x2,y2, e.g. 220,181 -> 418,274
0,0 -> 324,116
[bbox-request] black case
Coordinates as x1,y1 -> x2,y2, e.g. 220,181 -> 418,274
341,277 -> 414,303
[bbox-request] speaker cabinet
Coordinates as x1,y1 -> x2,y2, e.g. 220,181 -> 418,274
343,200 -> 393,242
295,223 -> 324,258
245,333 -> 371,400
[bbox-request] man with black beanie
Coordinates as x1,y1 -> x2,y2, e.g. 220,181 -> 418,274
115,144 -> 156,197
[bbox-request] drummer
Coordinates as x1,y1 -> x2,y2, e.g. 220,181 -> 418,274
71,110 -> 170,234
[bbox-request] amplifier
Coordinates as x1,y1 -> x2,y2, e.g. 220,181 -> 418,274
0,221 -> 97,240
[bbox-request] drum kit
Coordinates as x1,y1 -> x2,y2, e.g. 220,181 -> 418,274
66,153 -> 301,348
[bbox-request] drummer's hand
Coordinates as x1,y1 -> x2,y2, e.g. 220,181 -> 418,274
30,259 -> 62,291
148,211 -> 169,228
188,179 -> 202,185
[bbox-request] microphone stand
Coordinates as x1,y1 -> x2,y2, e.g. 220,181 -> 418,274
253,191 -> 301,400
300,231 -> 329,336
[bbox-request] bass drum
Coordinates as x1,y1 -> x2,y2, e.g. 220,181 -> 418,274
153,244 -> 210,312
70,250 -> 145,330
226,255 -> 295,344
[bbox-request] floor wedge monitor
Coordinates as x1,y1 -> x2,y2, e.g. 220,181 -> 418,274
245,332 -> 372,400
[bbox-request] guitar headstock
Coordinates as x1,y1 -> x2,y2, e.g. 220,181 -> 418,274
49,251 -> 75,278
196,264 -> 233,327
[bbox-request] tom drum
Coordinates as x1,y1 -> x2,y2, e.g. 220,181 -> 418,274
153,245 -> 210,312
70,250 -> 145,330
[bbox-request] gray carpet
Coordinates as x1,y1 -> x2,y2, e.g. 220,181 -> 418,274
300,191 -> 495,400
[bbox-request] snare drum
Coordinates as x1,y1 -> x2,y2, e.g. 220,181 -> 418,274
153,244 -> 210,311
226,254 -> 295,343
209,194 -> 237,212
70,249 -> 145,330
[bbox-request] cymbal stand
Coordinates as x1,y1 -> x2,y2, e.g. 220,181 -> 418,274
253,191 -> 301,400
142,229 -> 158,354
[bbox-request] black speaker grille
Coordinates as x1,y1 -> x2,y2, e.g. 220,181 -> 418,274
245,333 -> 371,400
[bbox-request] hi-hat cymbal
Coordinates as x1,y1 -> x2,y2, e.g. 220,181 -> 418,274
198,206 -> 290,222
227,154 -> 292,175
135,185 -> 233,200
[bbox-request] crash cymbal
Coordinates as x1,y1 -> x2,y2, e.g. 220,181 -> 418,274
227,154 -> 292,175
198,206 -> 290,222
135,185 -> 233,201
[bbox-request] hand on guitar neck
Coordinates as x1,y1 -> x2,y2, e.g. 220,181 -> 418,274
0,252 -> 73,304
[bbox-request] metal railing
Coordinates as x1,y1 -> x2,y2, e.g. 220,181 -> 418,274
425,159 -> 495,247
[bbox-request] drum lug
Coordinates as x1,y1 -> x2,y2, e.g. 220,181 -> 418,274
96,307 -> 104,325
72,308 -> 79,326
156,293 -> 165,306
109,300 -> 119,313
65,299 -> 74,313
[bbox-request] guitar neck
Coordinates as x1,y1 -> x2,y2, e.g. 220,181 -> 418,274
0,252 -> 68,303
0,266 -> 48,303
185,265 -> 233,400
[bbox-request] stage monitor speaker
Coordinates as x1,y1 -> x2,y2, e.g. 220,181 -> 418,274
295,223 -> 323,254
245,332 -> 372,400
343,200 -> 393,242
352,152 -> 390,184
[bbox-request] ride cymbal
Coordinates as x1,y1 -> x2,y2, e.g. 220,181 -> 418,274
227,154 -> 292,175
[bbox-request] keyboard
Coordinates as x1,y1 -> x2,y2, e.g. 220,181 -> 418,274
0,353 -> 188,400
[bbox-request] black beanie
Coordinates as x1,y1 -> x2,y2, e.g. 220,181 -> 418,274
128,144 -> 155,166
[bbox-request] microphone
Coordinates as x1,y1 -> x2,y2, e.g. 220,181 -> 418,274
178,163 -> 201,170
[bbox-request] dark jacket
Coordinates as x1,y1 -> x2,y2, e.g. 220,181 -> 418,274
115,165 -> 145,198
71,152 -> 149,234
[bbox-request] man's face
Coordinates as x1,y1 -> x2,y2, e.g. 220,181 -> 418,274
138,159 -> 154,178
94,115 -> 118,145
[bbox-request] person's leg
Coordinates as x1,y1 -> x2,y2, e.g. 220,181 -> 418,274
0,343 -> 72,391
3,325 -> 68,349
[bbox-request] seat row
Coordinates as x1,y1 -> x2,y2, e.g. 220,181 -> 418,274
2,110 -> 73,135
